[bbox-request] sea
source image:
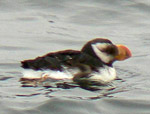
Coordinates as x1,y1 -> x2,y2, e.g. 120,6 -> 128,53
0,0 -> 150,114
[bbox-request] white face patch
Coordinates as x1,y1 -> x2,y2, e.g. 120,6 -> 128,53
91,43 -> 114,64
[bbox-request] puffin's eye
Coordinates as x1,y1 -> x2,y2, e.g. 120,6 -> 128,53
101,45 -> 118,55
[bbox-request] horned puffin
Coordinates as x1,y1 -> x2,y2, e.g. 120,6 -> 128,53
21,38 -> 132,84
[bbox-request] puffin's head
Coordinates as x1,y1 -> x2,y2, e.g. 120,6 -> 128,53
81,38 -> 132,65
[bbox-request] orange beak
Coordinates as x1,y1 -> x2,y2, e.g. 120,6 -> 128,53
115,45 -> 132,61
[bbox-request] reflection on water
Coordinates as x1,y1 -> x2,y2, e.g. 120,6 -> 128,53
0,76 -> 12,81
0,0 -> 150,114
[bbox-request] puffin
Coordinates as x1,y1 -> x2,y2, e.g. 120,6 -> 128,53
20,38 -> 132,84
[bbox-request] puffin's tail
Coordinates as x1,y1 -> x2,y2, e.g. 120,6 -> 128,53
21,60 -> 35,69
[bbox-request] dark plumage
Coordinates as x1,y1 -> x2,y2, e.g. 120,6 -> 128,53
21,49 -> 104,72
21,38 -> 116,71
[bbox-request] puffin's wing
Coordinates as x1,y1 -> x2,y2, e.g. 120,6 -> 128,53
21,50 -> 81,71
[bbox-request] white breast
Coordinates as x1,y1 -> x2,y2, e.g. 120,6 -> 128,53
89,65 -> 116,83
22,67 -> 80,80
22,65 -> 116,83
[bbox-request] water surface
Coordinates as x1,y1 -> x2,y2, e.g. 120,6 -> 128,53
0,0 -> 150,114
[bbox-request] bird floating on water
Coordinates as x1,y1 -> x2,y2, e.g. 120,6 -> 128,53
21,38 -> 132,84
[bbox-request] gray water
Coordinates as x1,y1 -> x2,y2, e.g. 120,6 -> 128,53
0,0 -> 150,114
